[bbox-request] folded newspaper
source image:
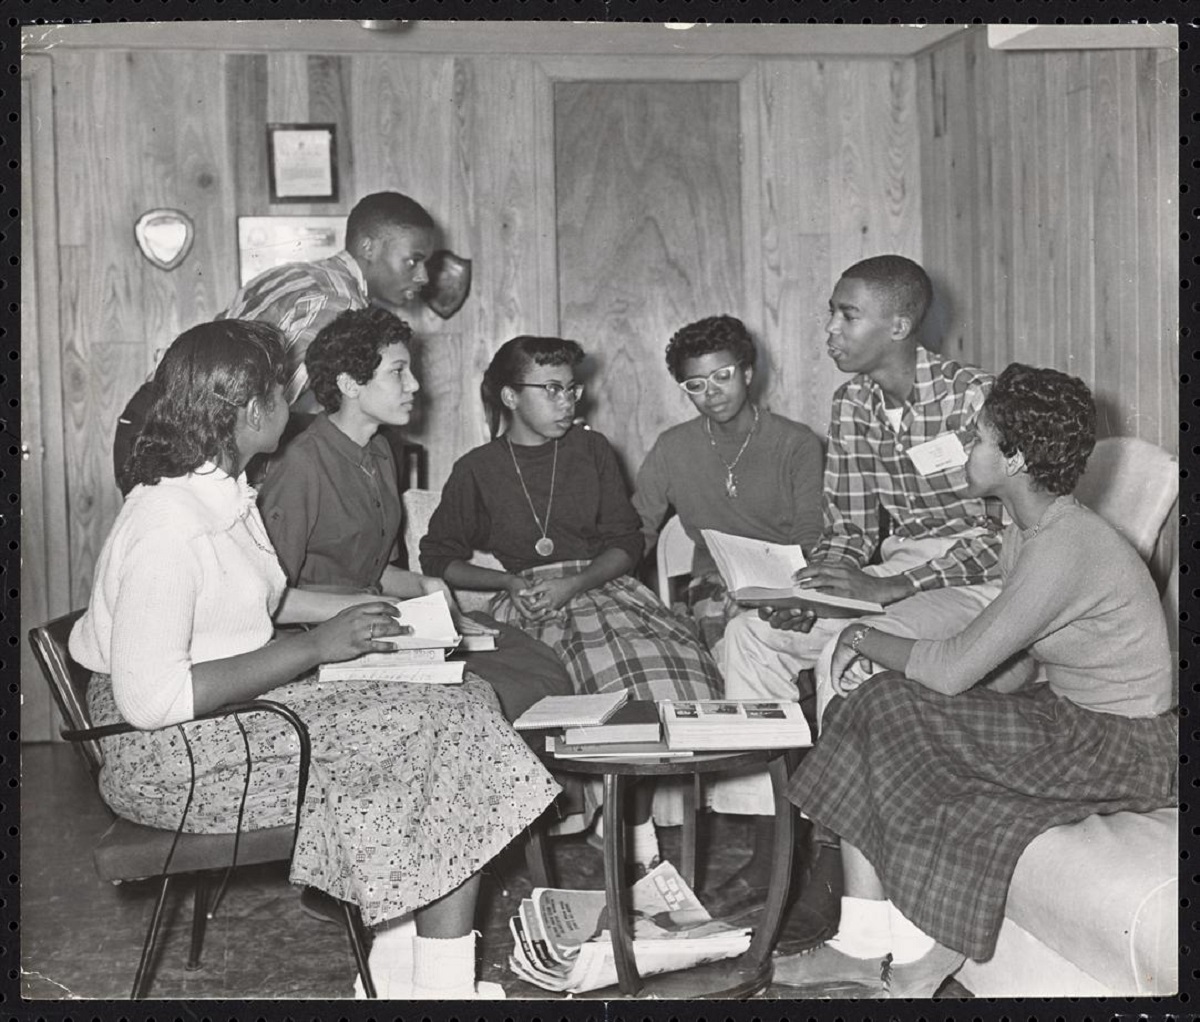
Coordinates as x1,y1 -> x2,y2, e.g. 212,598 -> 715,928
508,861 -> 751,993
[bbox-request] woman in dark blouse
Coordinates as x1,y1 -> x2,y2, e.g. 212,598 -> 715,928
420,335 -> 722,872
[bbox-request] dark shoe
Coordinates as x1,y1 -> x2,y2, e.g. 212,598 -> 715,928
885,944 -> 966,998
772,943 -> 893,995
299,885 -> 343,925
702,866 -> 771,920
774,895 -> 839,955
773,838 -> 843,954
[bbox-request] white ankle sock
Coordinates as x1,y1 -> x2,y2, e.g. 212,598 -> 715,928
630,820 -> 660,867
358,912 -> 417,999
412,933 -> 480,998
826,897 -> 892,959
886,901 -> 935,964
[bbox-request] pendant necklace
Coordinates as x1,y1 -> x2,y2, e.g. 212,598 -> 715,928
705,405 -> 760,499
507,437 -> 558,557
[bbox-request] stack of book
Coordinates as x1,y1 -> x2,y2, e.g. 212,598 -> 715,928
317,590 -> 488,684
508,861 -> 751,993
545,698 -> 685,758
660,699 -> 812,751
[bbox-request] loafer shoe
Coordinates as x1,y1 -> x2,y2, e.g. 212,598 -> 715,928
772,943 -> 893,995
773,898 -> 839,956
885,943 -> 966,999
701,869 -> 770,920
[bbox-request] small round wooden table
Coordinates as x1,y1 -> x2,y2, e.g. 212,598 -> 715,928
530,746 -> 807,999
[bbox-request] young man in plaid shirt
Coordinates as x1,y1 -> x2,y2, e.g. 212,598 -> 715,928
706,255 -> 1004,944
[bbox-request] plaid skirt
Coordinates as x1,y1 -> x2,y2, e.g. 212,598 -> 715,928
488,560 -> 721,702
785,673 -> 1177,960
88,672 -> 560,927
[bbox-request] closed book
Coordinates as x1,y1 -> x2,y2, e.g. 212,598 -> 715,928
562,700 -> 661,745
546,735 -> 692,760
318,659 -> 466,684
459,633 -> 497,652
512,691 -> 630,731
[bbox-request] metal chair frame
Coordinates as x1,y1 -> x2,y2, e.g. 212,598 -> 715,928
28,610 -> 377,998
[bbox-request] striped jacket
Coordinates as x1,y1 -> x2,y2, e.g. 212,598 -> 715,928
220,250 -> 368,404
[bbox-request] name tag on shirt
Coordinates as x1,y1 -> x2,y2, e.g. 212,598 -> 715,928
906,432 -> 967,476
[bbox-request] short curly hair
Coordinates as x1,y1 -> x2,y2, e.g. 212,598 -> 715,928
983,362 -> 1096,496
306,307 -> 415,412
841,255 -> 933,334
664,315 -> 756,381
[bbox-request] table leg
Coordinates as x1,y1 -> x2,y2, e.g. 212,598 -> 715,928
745,751 -> 799,965
524,808 -> 555,889
680,774 -> 698,890
602,772 -> 641,996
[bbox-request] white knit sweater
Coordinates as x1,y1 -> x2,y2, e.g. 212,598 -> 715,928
69,464 -> 287,729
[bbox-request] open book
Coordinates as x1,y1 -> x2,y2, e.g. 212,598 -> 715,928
700,528 -> 883,617
318,591 -> 465,683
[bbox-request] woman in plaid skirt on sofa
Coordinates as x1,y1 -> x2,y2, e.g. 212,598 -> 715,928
772,363 -> 1176,997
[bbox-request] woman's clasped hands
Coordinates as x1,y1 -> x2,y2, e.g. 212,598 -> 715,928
507,576 -> 575,623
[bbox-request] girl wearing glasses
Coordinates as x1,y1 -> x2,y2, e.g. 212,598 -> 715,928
420,335 -> 722,873
633,315 -> 824,655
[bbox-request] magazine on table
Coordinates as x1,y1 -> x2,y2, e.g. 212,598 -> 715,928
507,861 -> 751,993
700,528 -> 884,616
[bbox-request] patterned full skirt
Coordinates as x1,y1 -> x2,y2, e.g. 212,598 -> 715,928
487,561 -> 722,702
88,673 -> 560,928
785,673 -> 1177,960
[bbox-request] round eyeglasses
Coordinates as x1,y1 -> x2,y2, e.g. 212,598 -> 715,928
679,363 -> 741,395
511,381 -> 585,403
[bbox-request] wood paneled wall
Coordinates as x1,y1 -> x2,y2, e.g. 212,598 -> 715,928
916,29 -> 1178,452
42,47 -> 921,610
553,62 -> 923,478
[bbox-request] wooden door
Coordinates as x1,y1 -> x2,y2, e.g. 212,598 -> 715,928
554,78 -> 744,480
21,56 -> 71,742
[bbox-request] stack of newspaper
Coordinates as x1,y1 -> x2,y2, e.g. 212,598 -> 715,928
508,861 -> 752,993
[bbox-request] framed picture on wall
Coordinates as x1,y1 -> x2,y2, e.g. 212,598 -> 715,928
267,123 -> 338,203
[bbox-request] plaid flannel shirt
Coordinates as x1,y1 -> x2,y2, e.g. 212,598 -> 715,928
813,346 -> 1004,592
220,251 -> 369,404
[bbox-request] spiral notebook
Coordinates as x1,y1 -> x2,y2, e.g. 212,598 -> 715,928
512,691 -> 630,731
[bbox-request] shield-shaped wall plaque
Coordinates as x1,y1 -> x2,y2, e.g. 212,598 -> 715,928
422,250 -> 472,319
134,209 -> 195,271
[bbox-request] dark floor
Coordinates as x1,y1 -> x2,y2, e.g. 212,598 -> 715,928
21,743 -> 969,1002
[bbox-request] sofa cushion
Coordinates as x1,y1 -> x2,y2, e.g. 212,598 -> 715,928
984,807 -> 1177,994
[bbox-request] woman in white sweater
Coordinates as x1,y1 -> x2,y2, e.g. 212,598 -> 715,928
70,320 -> 559,999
